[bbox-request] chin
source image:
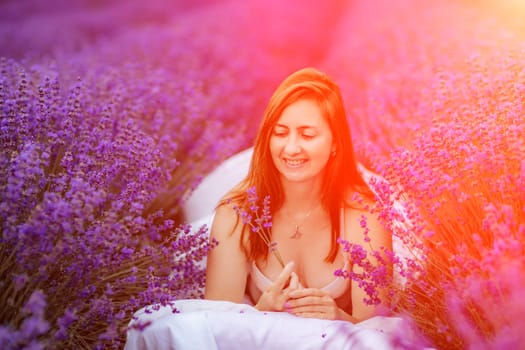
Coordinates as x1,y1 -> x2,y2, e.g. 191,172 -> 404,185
281,173 -> 319,184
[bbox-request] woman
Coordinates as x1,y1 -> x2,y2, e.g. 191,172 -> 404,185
207,67 -> 390,320
125,68 -> 404,350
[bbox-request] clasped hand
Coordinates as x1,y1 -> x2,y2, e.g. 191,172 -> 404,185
255,262 -> 340,320
254,261 -> 300,312
285,287 -> 340,320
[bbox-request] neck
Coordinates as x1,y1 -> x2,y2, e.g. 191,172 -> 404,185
280,178 -> 324,213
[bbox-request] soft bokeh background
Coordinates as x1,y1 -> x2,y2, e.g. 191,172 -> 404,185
1,0 -> 524,348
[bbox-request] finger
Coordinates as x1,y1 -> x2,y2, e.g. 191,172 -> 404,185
287,304 -> 328,315
273,261 -> 295,290
289,272 -> 299,290
288,296 -> 326,309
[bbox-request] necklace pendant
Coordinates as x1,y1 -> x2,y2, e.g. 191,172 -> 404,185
291,225 -> 302,239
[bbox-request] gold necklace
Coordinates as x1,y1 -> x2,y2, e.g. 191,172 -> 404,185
290,201 -> 322,239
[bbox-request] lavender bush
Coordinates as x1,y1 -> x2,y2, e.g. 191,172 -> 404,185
0,57 -> 217,349
321,0 -> 525,348
1,0 -> 348,348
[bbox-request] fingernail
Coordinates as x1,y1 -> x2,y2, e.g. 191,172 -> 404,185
284,301 -> 291,309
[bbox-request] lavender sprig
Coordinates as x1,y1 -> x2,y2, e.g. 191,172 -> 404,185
233,186 -> 285,268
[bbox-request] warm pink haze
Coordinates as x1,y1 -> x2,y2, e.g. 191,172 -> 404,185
0,0 -> 523,348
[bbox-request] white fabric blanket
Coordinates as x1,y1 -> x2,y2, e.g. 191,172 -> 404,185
125,299 -> 415,350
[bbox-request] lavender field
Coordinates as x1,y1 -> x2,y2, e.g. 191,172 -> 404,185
1,0 -> 524,348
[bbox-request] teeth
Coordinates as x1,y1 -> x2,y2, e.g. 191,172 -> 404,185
284,159 -> 306,166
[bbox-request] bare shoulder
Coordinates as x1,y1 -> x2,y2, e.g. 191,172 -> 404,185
342,187 -> 374,210
343,196 -> 391,251
211,202 -> 243,241
206,201 -> 249,301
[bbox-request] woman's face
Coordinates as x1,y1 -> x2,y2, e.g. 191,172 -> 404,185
269,99 -> 334,185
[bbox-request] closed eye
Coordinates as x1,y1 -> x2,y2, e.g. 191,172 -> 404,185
273,130 -> 288,137
302,133 -> 315,140
273,125 -> 288,137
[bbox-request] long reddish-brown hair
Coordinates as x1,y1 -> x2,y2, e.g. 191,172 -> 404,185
219,67 -> 373,263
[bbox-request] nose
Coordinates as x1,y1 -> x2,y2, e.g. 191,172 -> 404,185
283,134 -> 301,155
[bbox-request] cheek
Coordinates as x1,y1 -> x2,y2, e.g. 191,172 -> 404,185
269,134 -> 287,150
311,139 -> 333,161
317,151 -> 332,167
269,138 -> 282,161
269,138 -> 277,154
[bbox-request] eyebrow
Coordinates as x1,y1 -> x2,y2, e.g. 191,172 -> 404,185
274,124 -> 317,130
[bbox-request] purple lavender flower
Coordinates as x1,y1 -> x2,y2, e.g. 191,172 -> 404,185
232,186 -> 284,267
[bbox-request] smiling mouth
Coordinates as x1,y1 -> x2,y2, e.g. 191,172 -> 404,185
283,158 -> 308,167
